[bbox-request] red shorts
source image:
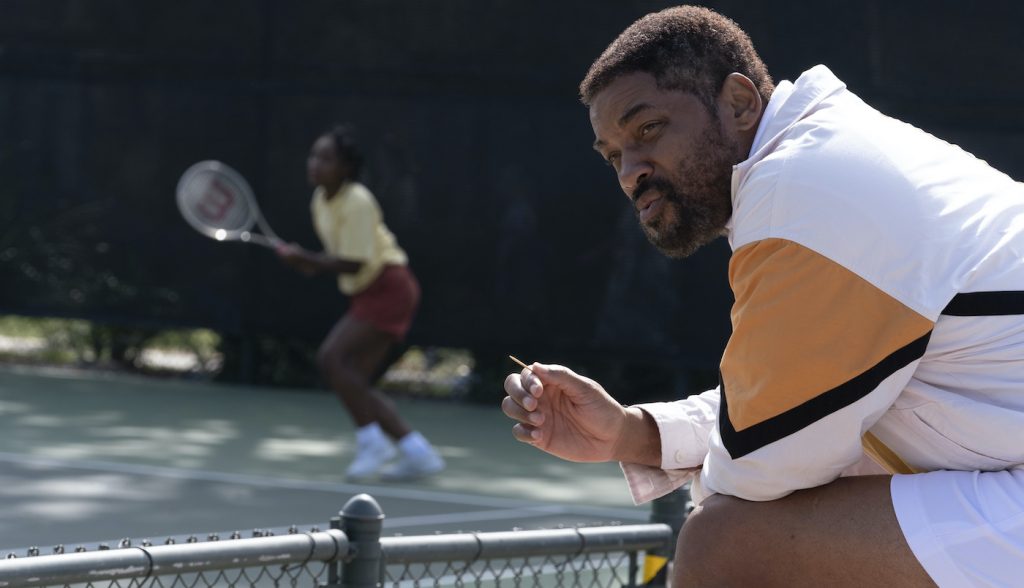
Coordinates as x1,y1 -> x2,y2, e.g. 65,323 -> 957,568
348,265 -> 420,340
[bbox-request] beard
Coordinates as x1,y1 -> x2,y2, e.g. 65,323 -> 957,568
632,122 -> 742,258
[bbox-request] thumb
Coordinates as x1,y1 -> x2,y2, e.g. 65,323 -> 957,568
530,363 -> 585,387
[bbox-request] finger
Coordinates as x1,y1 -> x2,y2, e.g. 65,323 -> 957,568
521,368 -> 545,399
501,394 -> 532,422
504,373 -> 539,411
502,395 -> 545,425
512,422 -> 543,444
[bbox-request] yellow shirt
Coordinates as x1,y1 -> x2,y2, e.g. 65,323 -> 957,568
310,182 -> 408,295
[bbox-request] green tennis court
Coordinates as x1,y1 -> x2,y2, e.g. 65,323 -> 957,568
0,366 -> 645,554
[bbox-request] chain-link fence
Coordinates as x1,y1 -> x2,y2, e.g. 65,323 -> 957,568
0,530 -> 345,588
383,527 -> 655,588
0,492 -> 687,588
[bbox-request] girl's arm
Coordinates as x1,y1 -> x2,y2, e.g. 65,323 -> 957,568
276,242 -> 362,276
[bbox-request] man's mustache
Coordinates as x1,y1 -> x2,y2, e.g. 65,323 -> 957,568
632,177 -> 677,204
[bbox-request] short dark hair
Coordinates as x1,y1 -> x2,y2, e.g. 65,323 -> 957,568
325,124 -> 364,178
579,5 -> 773,111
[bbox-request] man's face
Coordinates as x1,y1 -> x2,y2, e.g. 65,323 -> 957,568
590,72 -> 743,258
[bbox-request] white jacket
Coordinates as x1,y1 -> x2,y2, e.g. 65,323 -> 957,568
623,65 -> 1024,505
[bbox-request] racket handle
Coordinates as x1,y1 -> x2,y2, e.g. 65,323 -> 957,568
244,233 -> 280,249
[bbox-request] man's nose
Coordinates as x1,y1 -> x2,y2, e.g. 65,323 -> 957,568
618,152 -> 653,197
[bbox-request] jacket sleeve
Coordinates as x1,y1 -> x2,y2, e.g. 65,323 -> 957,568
619,388 -> 720,504
698,238 -> 933,502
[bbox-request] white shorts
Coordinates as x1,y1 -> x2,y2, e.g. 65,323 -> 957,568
892,469 -> 1024,587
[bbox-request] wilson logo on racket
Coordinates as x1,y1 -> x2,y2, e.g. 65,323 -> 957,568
176,160 -> 283,249
196,178 -> 237,222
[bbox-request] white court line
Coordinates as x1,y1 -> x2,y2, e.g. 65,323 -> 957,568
0,451 -> 646,522
385,505 -> 573,528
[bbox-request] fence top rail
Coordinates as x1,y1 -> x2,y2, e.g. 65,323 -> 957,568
0,530 -> 348,588
382,524 -> 672,564
0,523 -> 674,586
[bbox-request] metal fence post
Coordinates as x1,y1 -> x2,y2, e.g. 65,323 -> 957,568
320,516 -> 344,588
643,485 -> 694,587
340,493 -> 385,588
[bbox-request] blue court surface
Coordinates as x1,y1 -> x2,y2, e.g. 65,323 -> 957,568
0,366 -> 648,554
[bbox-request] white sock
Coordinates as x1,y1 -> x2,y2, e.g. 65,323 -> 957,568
356,422 -> 386,446
397,431 -> 433,457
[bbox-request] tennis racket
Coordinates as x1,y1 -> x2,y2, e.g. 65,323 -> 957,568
176,160 -> 282,249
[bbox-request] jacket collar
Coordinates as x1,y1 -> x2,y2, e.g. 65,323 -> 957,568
726,65 -> 848,235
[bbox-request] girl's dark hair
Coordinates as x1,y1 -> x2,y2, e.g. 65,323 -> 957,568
579,5 -> 773,111
326,124 -> 364,178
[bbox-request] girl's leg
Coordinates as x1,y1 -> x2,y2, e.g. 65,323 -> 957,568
318,313 -> 443,480
317,313 -> 412,436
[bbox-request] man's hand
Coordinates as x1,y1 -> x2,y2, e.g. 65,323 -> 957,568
501,362 -> 659,465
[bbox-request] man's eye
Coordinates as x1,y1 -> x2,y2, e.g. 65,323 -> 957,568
605,153 -> 620,167
640,122 -> 660,136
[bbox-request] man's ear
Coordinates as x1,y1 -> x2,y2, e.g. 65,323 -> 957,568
719,73 -> 762,132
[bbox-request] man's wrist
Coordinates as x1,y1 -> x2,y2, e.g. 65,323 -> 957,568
614,405 -> 663,467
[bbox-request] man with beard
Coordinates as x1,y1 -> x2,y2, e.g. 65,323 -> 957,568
502,5 -> 1024,587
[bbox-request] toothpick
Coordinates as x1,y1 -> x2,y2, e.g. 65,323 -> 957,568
508,355 -> 531,371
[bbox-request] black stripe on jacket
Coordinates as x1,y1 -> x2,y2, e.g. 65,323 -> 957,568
719,331 -> 932,459
942,291 -> 1024,316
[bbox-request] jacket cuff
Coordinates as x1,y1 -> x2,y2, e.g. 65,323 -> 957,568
619,461 -> 699,505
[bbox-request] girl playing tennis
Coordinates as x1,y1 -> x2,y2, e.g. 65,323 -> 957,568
276,125 -> 445,481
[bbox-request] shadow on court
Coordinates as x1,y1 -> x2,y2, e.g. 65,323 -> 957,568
0,365 -> 645,553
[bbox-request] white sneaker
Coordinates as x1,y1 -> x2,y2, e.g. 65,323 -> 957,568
379,451 -> 445,481
345,441 -> 397,480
